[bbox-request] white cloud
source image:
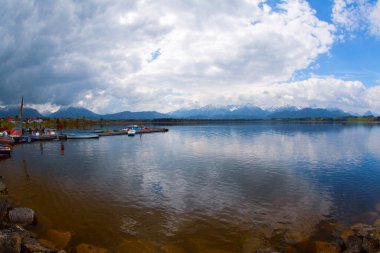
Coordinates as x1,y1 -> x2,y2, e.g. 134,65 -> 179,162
0,0 -> 337,113
1,0 -> 379,115
369,1 -> 380,36
332,0 -> 380,37
189,76 -> 379,114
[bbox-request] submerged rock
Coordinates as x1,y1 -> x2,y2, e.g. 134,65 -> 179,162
76,243 -> 109,253
373,217 -> 380,226
255,248 -> 280,253
199,249 -> 236,253
242,237 -> 267,253
0,181 -> 8,196
284,231 -> 308,244
345,235 -> 362,252
160,243 -> 186,253
314,241 -> 341,253
8,208 -> 35,225
375,203 -> 380,213
0,199 -> 10,222
22,236 -> 55,253
117,239 -> 157,253
339,223 -> 380,253
41,229 -> 72,250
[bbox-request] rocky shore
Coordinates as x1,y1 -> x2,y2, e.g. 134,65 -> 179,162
0,178 -> 66,252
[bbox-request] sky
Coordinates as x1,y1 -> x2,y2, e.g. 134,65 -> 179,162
0,0 -> 380,114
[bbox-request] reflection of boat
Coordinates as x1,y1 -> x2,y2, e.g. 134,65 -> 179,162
0,144 -> 11,157
30,135 -> 57,141
67,133 -> 99,139
13,136 -> 31,143
0,136 -> 15,145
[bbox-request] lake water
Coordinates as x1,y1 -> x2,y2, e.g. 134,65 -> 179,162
1,123 -> 380,252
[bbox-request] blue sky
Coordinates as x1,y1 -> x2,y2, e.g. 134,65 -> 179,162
0,0 -> 380,114
307,0 -> 380,86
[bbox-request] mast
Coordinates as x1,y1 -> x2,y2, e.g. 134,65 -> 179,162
18,96 -> 24,129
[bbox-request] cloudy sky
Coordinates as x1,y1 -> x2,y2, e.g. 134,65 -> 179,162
0,0 -> 379,114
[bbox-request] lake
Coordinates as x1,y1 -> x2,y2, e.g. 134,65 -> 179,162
1,123 -> 380,252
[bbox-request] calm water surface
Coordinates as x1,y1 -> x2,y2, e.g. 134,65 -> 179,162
1,123 -> 380,252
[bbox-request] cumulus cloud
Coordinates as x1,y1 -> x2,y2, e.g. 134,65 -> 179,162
369,1 -> 380,35
332,0 -> 380,37
0,0 -> 339,113
189,76 -> 377,114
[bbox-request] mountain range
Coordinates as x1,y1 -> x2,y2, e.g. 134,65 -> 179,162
0,104 -> 368,120
0,106 -> 43,118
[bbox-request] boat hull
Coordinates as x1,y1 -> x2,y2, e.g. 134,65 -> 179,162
0,137 -> 15,145
30,136 -> 57,141
67,134 -> 99,139
0,145 -> 11,157
13,136 -> 31,144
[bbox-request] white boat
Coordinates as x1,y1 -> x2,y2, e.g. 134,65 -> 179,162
66,133 -> 99,139
127,129 -> 136,136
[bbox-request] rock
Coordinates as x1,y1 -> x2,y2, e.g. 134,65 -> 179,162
199,250 -> 236,253
160,244 -> 186,253
39,239 -> 57,250
375,203 -> 380,212
0,229 -> 22,253
242,237 -> 267,253
374,217 -> 380,226
22,236 -> 55,253
256,248 -> 280,253
365,211 -> 379,217
76,243 -> 109,253
8,208 -> 35,225
362,236 -> 380,253
44,229 -> 72,250
0,199 -> 10,221
314,241 -> 341,253
285,231 -> 308,244
340,223 -> 373,242
345,235 -> 362,252
117,239 -> 157,253
0,181 -> 8,196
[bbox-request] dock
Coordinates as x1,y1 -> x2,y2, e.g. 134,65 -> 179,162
0,128 -> 169,145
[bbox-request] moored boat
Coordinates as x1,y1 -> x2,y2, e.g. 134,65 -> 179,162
67,133 -> 99,139
13,136 -> 31,144
127,129 -> 136,136
0,136 -> 15,145
30,135 -> 57,141
0,144 -> 11,157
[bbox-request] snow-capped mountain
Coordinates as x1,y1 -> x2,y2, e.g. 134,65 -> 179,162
170,104 -> 352,119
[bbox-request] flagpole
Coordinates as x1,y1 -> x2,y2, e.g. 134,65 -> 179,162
19,97 -> 24,131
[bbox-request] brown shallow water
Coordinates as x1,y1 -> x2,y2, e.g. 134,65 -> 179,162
1,123 -> 380,252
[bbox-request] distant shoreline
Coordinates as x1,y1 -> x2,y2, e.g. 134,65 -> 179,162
2,116 -> 380,132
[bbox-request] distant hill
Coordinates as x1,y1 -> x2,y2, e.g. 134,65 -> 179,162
48,107 -> 168,120
0,105 -> 359,121
169,105 -> 352,119
49,107 -> 100,119
0,106 -> 43,118
170,105 -> 269,119
102,111 -> 168,120
269,108 -> 350,119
